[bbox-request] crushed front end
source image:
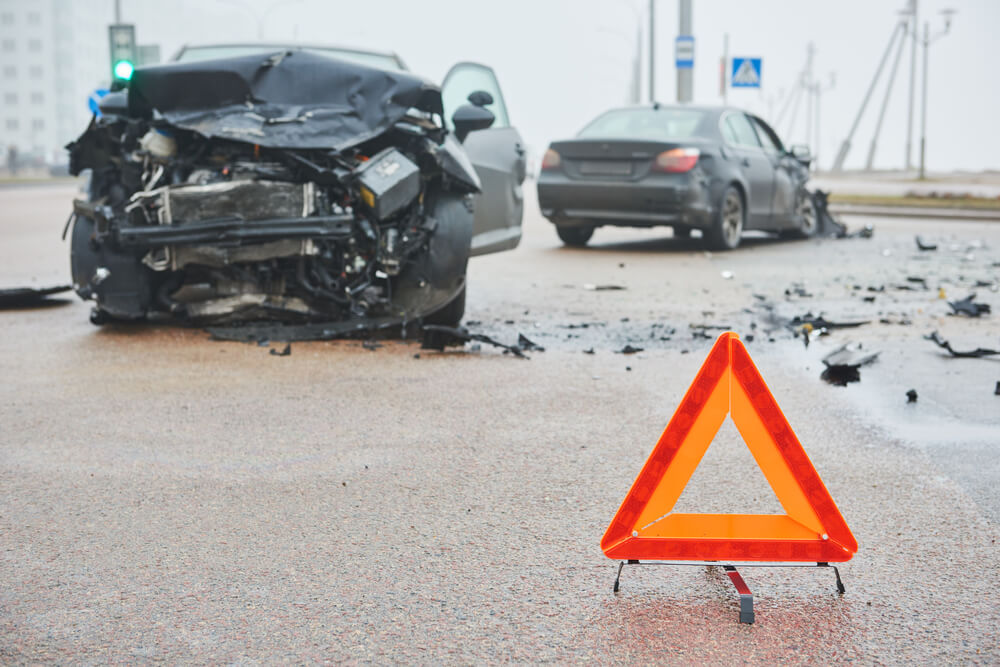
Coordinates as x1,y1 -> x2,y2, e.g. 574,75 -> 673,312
66,51 -> 481,330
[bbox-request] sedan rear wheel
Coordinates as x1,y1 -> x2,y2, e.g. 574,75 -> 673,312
556,224 -> 594,247
706,186 -> 744,251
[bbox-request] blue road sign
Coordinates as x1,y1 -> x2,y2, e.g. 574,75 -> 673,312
675,36 -> 694,69
88,88 -> 110,116
731,58 -> 762,88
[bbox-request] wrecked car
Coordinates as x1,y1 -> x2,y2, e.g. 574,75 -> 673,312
66,48 -> 525,330
537,105 -> 817,250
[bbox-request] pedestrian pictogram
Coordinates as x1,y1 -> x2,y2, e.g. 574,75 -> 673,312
731,57 -> 762,88
601,332 -> 856,563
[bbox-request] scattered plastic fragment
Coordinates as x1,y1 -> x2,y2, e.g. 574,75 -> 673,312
583,284 -> 626,291
791,314 -> 870,330
948,293 -> 991,317
517,333 -> 545,352
995,381 -> 1000,396
0,284 -> 72,309
269,343 -> 291,356
362,339 -> 382,351
915,236 -> 937,251
421,325 -> 527,358
721,270 -> 734,280
906,389 -> 918,403
617,344 -> 644,354
820,343 -> 879,386
924,331 -> 999,358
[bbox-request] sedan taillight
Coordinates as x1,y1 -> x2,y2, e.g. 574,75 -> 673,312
653,148 -> 700,173
541,148 -> 562,170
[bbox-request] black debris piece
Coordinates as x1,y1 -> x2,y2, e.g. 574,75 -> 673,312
208,316 -> 405,342
791,313 -> 871,330
413,353 -> 420,359
362,339 -> 382,351
617,344 -> 644,354
812,190 -> 848,237
863,296 -> 876,303
906,389 -> 918,403
583,284 -> 627,291
924,331 -> 999,358
906,276 -> 928,288
420,325 -> 527,358
785,284 -> 813,298
517,333 -> 545,352
626,366 -> 632,372
915,236 -> 938,251
0,284 -> 73,309
995,381 -> 1000,396
690,323 -> 733,331
853,224 -> 875,239
948,293 -> 991,317
583,348 -> 595,355
269,343 -> 291,356
820,343 -> 879,386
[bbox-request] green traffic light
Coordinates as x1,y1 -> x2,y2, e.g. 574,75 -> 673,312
114,59 -> 135,80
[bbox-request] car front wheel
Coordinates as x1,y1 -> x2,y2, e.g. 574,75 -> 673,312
783,190 -> 819,239
556,224 -> 594,247
705,186 -> 744,251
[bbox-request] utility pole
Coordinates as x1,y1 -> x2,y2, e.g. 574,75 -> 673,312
648,0 -> 655,102
919,10 -> 955,179
804,43 -> 815,152
904,0 -> 918,171
831,21 -> 904,172
865,23 -> 908,170
676,0 -> 693,103
720,33 -> 728,105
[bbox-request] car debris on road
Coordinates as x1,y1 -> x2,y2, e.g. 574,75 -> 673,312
820,343 -> 879,386
948,294 -> 992,317
0,285 -> 72,309
925,331 -> 999,358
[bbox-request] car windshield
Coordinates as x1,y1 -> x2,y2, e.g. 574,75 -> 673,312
174,45 -> 404,71
578,108 -> 707,141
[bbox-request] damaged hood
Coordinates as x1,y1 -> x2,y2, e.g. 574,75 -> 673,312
127,50 -> 443,150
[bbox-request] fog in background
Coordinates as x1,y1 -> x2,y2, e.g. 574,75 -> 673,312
21,0 -> 1000,171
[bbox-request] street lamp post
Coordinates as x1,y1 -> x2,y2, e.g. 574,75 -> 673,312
918,9 -> 955,180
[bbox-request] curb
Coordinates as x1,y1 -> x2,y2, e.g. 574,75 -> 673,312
828,203 -> 1000,221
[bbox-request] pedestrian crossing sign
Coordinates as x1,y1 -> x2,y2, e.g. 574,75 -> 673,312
731,58 -> 762,89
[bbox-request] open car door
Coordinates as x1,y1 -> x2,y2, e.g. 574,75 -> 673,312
441,62 -> 525,256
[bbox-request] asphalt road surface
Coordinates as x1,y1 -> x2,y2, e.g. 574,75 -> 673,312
2,182 -> 998,663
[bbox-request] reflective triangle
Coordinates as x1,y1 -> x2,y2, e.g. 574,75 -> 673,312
601,332 -> 857,562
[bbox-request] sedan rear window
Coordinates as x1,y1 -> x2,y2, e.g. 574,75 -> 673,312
577,108 -> 707,141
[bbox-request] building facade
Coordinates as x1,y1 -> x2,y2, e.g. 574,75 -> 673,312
0,0 -> 111,169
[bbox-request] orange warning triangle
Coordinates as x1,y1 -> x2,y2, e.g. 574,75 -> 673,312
601,332 -> 857,562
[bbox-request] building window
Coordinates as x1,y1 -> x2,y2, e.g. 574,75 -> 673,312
5,119 -> 18,130
2,65 -> 14,79
26,12 -> 40,25
1,39 -> 14,52
30,92 -> 43,104
3,92 -> 16,104
0,12 -> 13,25
28,65 -> 42,77
32,118 -> 44,130
27,39 -> 42,52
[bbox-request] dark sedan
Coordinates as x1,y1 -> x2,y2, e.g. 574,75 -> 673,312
537,104 -> 816,250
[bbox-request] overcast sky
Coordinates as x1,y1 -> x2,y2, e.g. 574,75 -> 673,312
117,0 -> 997,172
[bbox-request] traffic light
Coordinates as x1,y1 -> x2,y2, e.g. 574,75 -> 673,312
108,24 -> 136,87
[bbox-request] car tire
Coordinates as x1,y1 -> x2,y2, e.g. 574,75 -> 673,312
705,186 -> 744,251
782,190 -> 819,239
424,284 -> 466,327
556,224 -> 594,247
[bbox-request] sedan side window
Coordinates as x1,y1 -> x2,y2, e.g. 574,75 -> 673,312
751,117 -> 783,154
723,113 -> 762,149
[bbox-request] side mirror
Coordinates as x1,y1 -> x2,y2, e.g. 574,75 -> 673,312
467,90 -> 493,107
789,144 -> 812,162
452,103 -> 495,143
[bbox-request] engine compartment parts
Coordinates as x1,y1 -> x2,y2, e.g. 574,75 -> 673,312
66,50 -> 481,330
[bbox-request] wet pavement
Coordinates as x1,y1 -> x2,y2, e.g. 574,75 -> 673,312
1,183 -> 998,663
